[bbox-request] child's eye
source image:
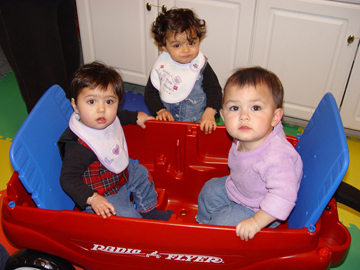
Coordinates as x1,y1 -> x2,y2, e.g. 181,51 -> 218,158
173,44 -> 180,48
106,100 -> 114,105
252,105 -> 261,111
87,100 -> 95,105
189,41 -> 195,45
230,106 -> 239,111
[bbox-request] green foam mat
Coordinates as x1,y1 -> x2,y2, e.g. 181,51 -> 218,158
0,71 -> 27,141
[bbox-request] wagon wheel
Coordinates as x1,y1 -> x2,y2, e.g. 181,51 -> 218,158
5,249 -> 75,270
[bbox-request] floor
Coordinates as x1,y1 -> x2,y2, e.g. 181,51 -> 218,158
0,47 -> 360,268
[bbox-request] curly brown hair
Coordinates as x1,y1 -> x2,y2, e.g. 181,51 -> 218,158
152,8 -> 206,47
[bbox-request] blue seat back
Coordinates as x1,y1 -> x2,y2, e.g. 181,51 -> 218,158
9,85 -> 75,210
119,91 -> 151,115
288,93 -> 349,230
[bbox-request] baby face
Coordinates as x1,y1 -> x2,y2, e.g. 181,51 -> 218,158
220,83 -> 283,152
71,85 -> 119,130
162,31 -> 200,64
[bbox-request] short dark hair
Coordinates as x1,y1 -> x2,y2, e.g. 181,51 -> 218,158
152,8 -> 206,47
70,61 -> 125,103
224,66 -> 284,109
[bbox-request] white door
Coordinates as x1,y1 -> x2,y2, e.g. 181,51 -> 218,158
160,0 -> 256,87
76,0 -> 158,85
250,0 -> 360,121
339,38 -> 360,130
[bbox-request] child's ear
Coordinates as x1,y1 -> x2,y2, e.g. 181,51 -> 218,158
71,98 -> 79,114
220,109 -> 225,124
162,46 -> 168,52
271,108 -> 283,127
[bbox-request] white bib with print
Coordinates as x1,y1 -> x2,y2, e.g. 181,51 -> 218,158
69,112 -> 129,174
150,51 -> 206,104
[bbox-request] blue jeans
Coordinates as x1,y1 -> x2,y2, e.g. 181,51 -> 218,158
162,66 -> 206,123
84,162 -> 157,218
0,244 -> 9,270
197,176 -> 279,228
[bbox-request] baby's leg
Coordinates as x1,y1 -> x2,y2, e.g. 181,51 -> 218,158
106,186 -> 142,218
208,203 -> 255,227
81,188 -> 141,218
197,176 -> 255,226
196,176 -> 231,224
127,162 -> 173,220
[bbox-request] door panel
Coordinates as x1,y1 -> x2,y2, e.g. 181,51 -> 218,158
76,0 -> 158,85
340,39 -> 360,130
251,0 -> 360,120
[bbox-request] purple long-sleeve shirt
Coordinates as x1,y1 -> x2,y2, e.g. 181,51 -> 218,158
225,123 -> 303,221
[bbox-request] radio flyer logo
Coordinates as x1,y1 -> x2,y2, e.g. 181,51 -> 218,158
84,243 -> 224,264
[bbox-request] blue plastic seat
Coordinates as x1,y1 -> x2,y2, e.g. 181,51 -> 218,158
118,91 -> 151,115
288,93 -> 349,231
9,85 -> 75,210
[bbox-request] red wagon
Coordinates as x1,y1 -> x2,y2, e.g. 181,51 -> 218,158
1,85 -> 350,269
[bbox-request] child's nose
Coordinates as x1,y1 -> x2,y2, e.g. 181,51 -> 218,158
183,45 -> 190,52
239,111 -> 249,121
97,103 -> 105,113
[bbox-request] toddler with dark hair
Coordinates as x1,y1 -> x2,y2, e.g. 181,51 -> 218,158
58,61 -> 173,221
145,8 -> 222,134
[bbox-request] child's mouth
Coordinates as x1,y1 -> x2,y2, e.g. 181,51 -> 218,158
97,117 -> 106,123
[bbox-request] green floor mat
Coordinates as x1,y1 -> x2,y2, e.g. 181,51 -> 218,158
0,71 -> 27,141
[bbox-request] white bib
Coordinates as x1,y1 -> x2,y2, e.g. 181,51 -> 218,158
69,112 -> 129,174
150,51 -> 206,104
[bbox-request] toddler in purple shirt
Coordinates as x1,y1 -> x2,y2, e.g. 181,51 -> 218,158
197,67 -> 303,241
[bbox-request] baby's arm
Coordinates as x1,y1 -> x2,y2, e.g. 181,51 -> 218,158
117,110 -> 154,128
235,210 -> 276,241
156,109 -> 174,121
144,77 -> 168,118
201,63 -> 222,134
136,111 -> 155,128
86,192 -> 116,218
200,107 -> 217,134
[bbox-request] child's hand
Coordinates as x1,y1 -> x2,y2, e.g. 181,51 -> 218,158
136,112 -> 155,129
87,193 -> 115,218
200,108 -> 217,134
156,109 -> 174,121
236,210 -> 277,241
235,217 -> 261,241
